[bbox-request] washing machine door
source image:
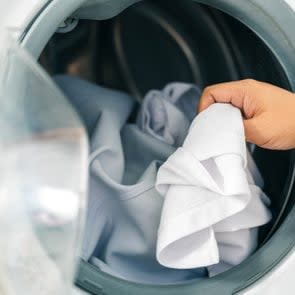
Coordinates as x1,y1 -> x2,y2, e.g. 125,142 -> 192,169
0,31 -> 88,295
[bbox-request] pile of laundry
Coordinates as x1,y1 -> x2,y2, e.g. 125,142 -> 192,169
55,75 -> 272,284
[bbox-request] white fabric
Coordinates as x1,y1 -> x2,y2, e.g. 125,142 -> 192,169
155,103 -> 272,276
137,83 -> 201,146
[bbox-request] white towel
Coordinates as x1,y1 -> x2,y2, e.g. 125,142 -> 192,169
137,83 -> 201,146
155,103 -> 272,276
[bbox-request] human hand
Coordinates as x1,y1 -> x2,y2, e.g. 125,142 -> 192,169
198,79 -> 295,150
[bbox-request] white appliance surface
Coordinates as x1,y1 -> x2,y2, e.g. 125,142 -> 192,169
0,0 -> 294,294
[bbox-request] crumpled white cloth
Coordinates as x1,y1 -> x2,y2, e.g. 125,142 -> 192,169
137,83 -> 201,146
155,103 -> 272,276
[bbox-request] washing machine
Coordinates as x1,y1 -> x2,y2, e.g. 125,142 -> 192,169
0,0 -> 295,294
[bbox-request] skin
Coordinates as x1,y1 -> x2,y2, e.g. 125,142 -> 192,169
198,79 -> 295,150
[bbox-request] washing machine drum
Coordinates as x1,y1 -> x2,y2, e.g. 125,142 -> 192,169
20,0 -> 295,294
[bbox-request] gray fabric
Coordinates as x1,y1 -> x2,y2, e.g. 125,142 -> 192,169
121,124 -> 175,185
54,75 -> 134,136
87,125 -> 206,284
54,74 -> 134,182
55,76 -> 206,284
136,83 -> 201,146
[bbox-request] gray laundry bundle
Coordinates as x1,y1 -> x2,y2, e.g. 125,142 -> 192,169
136,83 -> 201,146
54,75 -> 206,284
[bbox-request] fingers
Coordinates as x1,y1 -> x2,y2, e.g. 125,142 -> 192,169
198,79 -> 255,115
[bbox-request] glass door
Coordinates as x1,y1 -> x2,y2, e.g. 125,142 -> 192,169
0,30 -> 88,295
